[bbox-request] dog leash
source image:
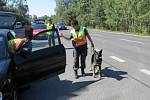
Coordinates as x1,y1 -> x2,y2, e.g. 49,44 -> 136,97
91,46 -> 95,53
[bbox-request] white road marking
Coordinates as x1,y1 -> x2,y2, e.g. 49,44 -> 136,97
140,69 -> 150,75
120,39 -> 144,45
110,56 -> 126,62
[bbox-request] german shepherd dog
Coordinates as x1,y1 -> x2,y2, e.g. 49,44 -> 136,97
91,49 -> 103,78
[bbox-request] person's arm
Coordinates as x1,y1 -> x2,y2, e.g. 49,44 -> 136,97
60,31 -> 71,40
52,24 -> 55,29
84,29 -> 94,47
8,40 -> 15,54
15,38 -> 28,50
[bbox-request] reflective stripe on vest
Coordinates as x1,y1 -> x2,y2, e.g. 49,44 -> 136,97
71,26 -> 87,47
47,23 -> 54,35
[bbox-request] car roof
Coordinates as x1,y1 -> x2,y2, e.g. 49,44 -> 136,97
0,11 -> 21,22
33,23 -> 46,27
0,11 -> 19,16
0,11 -> 22,29
33,23 -> 46,25
0,11 -> 31,28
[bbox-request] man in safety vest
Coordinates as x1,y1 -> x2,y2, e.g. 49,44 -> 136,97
61,19 -> 94,79
46,18 -> 55,46
8,38 -> 27,54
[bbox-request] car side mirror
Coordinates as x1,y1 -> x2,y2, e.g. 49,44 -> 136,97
14,22 -> 23,29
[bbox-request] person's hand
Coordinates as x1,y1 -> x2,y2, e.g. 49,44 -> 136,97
58,32 -> 62,37
59,32 -> 64,37
91,42 -> 95,53
58,30 -> 62,36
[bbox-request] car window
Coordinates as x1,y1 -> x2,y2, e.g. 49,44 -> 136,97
16,22 -> 21,25
0,36 -> 6,58
0,15 -> 16,27
58,23 -> 64,26
31,30 -> 61,52
33,24 -> 46,29
34,20 -> 45,24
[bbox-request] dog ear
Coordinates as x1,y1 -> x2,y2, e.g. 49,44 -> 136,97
100,49 -> 103,53
98,49 -> 103,57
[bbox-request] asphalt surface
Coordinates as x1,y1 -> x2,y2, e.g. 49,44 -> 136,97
19,29 -> 150,100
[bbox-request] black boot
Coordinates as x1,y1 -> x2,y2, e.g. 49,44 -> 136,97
74,70 -> 78,79
81,68 -> 86,76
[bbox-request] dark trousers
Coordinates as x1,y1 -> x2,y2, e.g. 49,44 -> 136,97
73,44 -> 87,71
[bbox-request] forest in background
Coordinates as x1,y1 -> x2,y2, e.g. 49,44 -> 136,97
0,0 -> 149,35
54,0 -> 150,35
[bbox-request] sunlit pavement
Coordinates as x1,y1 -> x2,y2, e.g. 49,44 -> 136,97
19,29 -> 150,100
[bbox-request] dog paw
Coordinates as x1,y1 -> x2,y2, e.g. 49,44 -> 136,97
89,68 -> 92,71
93,75 -> 96,78
98,75 -> 101,79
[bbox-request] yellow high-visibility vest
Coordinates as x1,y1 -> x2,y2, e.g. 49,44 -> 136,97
47,23 -> 54,35
71,26 -> 87,47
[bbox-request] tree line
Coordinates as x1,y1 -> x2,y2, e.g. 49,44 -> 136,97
54,0 -> 150,35
0,0 -> 29,21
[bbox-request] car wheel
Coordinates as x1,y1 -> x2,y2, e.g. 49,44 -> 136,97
3,89 -> 18,100
5,89 -> 18,100
2,76 -> 18,100
10,78 -> 18,100
11,90 -> 18,100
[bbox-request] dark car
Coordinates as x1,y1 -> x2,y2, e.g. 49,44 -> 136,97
33,19 -> 45,24
0,12 -> 66,100
32,24 -> 47,39
57,23 -> 67,30
0,11 -> 30,29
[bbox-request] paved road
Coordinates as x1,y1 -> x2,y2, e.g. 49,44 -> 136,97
19,29 -> 150,100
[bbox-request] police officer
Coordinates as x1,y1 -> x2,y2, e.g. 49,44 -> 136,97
61,19 -> 94,79
46,18 -> 55,47
8,38 -> 27,54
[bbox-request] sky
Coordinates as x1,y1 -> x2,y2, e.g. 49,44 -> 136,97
27,0 -> 56,17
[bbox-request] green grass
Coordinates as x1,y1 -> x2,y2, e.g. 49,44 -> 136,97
88,27 -> 150,37
125,31 -> 150,36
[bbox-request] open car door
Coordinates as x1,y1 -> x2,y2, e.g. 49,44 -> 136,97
13,29 -> 66,86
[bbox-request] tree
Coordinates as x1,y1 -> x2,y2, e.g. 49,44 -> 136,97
55,0 -> 78,25
54,0 -> 150,35
0,0 -> 6,10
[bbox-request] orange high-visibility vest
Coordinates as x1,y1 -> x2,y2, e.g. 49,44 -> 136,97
71,26 -> 87,47
8,38 -> 26,50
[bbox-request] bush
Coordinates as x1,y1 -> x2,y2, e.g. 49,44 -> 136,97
95,25 -> 101,29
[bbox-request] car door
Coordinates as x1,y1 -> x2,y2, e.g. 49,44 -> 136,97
13,29 -> 66,86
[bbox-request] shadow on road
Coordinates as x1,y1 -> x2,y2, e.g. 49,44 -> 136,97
65,47 -> 74,50
102,67 -> 128,81
19,76 -> 98,100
